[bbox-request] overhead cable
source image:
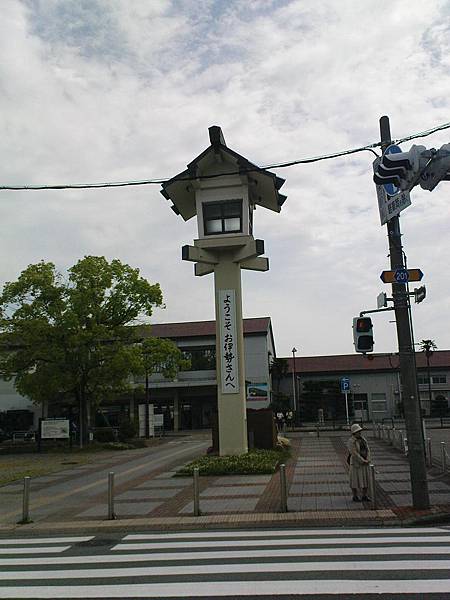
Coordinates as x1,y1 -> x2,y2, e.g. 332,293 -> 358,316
1,120 -> 450,192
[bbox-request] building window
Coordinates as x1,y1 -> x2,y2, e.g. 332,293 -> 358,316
372,401 -> 387,412
181,346 -> 216,371
432,375 -> 447,384
203,200 -> 242,235
417,376 -> 430,385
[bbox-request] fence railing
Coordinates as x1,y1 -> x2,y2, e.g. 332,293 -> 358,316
373,422 -> 449,473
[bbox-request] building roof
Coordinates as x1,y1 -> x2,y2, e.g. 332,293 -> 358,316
134,317 -> 272,340
160,126 -> 287,221
283,351 -> 450,375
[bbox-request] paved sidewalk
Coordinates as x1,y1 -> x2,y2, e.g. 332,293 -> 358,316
1,430 -> 449,534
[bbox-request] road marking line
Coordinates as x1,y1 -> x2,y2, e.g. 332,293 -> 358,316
124,527 -> 449,540
0,537 -> 93,545
0,546 -> 71,555
0,579 -> 449,597
112,535 -> 450,551
2,546 -> 450,566
1,559 -> 449,580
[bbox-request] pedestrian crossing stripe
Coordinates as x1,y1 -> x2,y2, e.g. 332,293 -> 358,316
0,536 -> 93,545
0,579 -> 449,597
112,535 -> 449,551
2,545 -> 450,567
123,526 -> 449,540
0,546 -> 71,555
0,559 -> 449,580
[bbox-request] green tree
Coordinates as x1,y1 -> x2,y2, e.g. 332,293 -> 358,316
0,256 -> 164,444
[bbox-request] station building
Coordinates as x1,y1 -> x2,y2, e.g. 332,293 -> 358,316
1,317 -> 449,432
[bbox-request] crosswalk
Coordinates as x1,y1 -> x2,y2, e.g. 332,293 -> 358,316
0,527 -> 449,598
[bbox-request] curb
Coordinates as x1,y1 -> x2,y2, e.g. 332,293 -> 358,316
0,509 -> 401,536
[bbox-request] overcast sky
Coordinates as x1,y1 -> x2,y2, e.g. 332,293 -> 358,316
1,0 -> 450,358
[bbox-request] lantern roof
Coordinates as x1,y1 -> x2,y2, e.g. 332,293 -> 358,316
160,126 -> 287,221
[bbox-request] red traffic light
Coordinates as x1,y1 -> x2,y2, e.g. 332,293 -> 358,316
356,317 -> 372,332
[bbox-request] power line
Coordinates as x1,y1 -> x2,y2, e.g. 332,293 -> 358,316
1,120 -> 450,192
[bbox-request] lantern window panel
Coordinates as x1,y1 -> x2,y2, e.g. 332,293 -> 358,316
203,200 -> 243,235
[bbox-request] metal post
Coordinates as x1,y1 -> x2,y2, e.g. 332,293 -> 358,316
379,116 -> 429,509
344,391 -> 349,426
193,467 -> 200,516
441,442 -> 447,473
404,437 -> 408,456
108,472 -> 116,520
18,476 -> 32,524
280,463 -> 288,513
427,438 -> 432,467
369,464 -> 376,510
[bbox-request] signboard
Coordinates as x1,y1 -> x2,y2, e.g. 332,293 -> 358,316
246,382 -> 269,409
380,268 -> 424,284
373,157 -> 411,225
340,377 -> 351,393
138,403 -> 154,437
218,289 -> 239,394
40,419 -> 70,439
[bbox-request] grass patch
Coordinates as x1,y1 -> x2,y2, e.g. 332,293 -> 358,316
176,447 -> 290,477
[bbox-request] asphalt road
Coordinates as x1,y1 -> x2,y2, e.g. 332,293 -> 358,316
0,526 -> 449,598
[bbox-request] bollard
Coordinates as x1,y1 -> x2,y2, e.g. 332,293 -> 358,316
369,464 -> 377,510
18,476 -> 32,524
280,463 -> 288,513
316,425 -> 320,438
193,467 -> 200,516
404,437 -> 408,456
399,431 -> 404,453
427,438 -> 432,468
441,442 -> 447,474
108,472 -> 116,520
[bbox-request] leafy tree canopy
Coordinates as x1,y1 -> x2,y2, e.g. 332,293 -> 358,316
0,256 -> 164,418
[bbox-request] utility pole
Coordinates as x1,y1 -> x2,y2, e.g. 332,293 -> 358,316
379,116 -> 430,509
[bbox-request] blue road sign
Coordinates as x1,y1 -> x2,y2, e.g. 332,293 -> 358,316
340,377 -> 351,393
394,268 -> 410,283
383,145 -> 402,196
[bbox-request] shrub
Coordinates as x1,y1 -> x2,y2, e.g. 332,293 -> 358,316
118,418 -> 137,442
102,442 -> 135,451
176,447 -> 290,477
94,428 -> 116,443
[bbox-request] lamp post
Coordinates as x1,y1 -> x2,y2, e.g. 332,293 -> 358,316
292,347 -> 297,420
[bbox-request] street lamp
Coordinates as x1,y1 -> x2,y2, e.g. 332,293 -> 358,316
292,347 -> 297,419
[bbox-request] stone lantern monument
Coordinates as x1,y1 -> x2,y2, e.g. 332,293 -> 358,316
161,126 -> 286,455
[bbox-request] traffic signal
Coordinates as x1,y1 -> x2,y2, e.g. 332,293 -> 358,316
373,144 -> 427,192
353,317 -> 374,353
414,285 -> 426,304
418,144 -> 450,191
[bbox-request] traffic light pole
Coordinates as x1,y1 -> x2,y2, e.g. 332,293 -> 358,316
379,116 -> 430,510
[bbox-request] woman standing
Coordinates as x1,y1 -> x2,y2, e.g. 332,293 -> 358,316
348,423 -> 371,502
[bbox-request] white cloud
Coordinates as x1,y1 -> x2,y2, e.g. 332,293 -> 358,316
1,0 -> 449,358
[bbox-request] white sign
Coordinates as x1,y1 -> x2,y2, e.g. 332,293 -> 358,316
40,419 -> 70,439
138,403 -> 155,437
373,157 -> 411,225
218,289 -> 239,394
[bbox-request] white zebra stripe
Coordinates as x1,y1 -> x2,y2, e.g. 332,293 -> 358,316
2,545 -> 450,567
112,535 -> 449,551
0,559 -> 449,580
123,527 -> 449,540
0,537 -> 93,545
0,579 -> 449,597
0,546 -> 70,555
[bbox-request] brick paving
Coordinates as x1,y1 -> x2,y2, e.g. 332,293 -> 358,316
1,429 -> 450,533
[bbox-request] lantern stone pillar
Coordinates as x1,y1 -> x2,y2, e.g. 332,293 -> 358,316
161,126 -> 287,455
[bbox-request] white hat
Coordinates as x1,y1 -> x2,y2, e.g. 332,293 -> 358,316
351,423 -> 363,434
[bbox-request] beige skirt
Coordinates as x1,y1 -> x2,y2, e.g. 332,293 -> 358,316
349,463 -> 369,489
